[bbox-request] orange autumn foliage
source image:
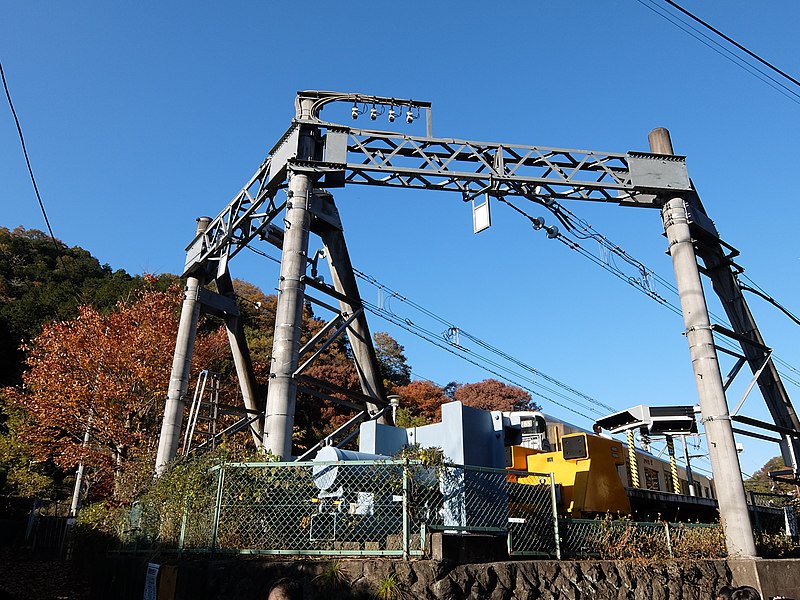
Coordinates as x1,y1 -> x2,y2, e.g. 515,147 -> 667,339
4,282 -> 228,495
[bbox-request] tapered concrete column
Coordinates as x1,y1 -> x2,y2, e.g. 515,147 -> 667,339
155,217 -> 210,475
650,127 -> 756,557
263,107 -> 317,459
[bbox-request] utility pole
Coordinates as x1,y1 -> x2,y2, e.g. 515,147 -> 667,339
651,128 -> 756,557
155,217 -> 210,474
262,98 -> 317,459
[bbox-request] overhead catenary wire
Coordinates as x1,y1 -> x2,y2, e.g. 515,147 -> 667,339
359,295 -> 603,422
737,274 -> 800,327
499,195 -> 800,390
659,0 -> 800,90
352,267 -> 618,416
244,242 -> 616,421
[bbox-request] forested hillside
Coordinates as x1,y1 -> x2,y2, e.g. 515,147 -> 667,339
0,227 -> 174,387
0,226 -> 536,508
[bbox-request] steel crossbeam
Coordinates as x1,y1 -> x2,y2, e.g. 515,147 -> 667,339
339,128 -> 635,201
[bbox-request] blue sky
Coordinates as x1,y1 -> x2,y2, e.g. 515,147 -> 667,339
2,1 -> 799,478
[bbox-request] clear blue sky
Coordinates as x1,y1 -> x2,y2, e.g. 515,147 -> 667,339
3,1 -> 799,479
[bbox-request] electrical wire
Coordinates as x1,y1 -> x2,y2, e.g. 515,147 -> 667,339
360,298 -> 602,422
660,0 -> 800,90
737,277 -> 800,326
352,267 -> 618,415
244,241 -> 612,420
1,61 -> 60,249
498,195 -> 800,390
633,0 -> 800,105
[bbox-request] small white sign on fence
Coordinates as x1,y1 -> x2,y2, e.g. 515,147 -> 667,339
143,563 -> 159,600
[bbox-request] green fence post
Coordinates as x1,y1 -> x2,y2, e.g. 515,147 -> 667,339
210,465 -> 226,554
550,472 -> 561,559
178,498 -> 188,556
402,459 -> 409,560
749,491 -> 762,548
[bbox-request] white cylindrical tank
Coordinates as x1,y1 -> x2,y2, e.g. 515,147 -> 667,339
312,446 -> 390,491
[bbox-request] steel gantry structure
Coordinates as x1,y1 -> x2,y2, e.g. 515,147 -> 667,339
155,90 -> 799,557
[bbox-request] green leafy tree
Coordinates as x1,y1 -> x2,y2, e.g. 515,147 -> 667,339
0,397 -> 57,496
744,455 -> 798,496
374,331 -> 411,388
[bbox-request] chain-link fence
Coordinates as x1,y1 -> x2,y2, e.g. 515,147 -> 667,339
123,460 -> 794,560
748,491 -> 799,545
559,518 -> 725,559
122,460 -> 559,558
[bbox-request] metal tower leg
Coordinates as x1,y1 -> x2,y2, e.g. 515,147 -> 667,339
317,194 -> 387,422
216,270 -> 264,447
651,128 -> 756,557
155,217 -> 210,474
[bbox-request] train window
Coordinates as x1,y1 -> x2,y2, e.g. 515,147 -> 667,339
562,435 -> 588,460
644,467 -> 661,491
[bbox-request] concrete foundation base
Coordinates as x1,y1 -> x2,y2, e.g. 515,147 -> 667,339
729,558 -> 800,599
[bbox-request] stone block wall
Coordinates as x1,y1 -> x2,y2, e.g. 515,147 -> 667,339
95,556 -> 733,600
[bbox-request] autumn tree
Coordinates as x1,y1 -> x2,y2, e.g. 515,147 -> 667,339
0,226 -> 166,387
3,280 -> 229,499
453,378 -> 536,412
392,380 -> 450,425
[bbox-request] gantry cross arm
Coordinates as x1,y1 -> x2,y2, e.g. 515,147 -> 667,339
183,119 -> 692,277
336,126 -> 690,203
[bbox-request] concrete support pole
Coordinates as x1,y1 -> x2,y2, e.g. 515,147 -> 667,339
263,109 -> 316,459
155,217 -> 210,475
650,127 -> 756,557
69,426 -> 91,517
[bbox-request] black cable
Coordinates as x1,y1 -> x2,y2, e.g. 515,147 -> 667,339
738,283 -> 800,326
353,267 -> 617,414
634,0 -> 800,104
661,0 -> 800,90
496,196 -> 800,389
1,61 -> 60,249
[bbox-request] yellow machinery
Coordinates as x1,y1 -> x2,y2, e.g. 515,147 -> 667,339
509,433 -> 631,517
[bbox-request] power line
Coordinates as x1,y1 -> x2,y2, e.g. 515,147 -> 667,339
499,195 -> 800,390
660,0 -> 800,90
634,0 -> 800,104
353,267 -> 617,415
244,242 -> 613,419
0,61 -> 59,247
737,276 -> 800,327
